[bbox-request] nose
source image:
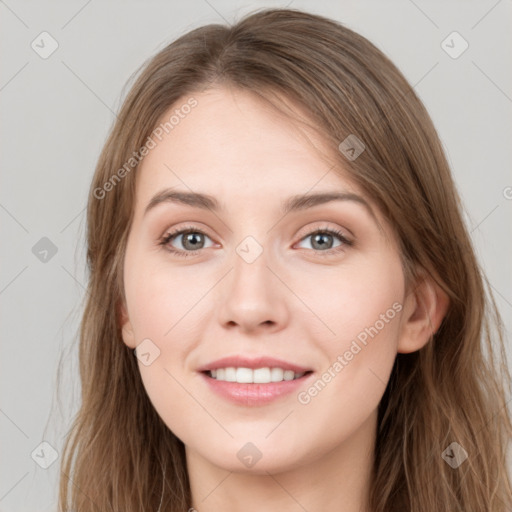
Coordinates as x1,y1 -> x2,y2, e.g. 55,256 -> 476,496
216,246 -> 290,335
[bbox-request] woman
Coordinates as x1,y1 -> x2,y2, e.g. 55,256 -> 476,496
58,8 -> 512,511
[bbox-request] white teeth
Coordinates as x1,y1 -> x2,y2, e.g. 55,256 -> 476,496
270,367 -> 283,382
208,367 -> 306,383
226,367 -> 237,382
236,367 -> 253,383
254,368 -> 271,383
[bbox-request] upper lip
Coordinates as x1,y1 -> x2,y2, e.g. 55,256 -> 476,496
197,355 -> 312,374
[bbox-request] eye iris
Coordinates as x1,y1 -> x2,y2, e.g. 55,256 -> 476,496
311,233 -> 333,250
182,232 -> 204,250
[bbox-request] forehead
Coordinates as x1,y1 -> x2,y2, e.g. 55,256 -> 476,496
128,88 -> 399,248
135,87 -> 363,206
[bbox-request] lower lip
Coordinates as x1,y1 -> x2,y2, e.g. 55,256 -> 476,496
200,371 -> 313,406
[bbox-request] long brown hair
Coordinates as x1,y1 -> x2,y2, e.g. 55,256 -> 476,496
57,8 -> 512,511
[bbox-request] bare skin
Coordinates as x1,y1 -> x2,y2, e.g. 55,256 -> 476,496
119,87 -> 449,511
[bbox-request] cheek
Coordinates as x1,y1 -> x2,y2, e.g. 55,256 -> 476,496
297,254 -> 403,402
126,252 -> 205,342
124,257 -> 203,429
289,260 -> 403,448
298,255 -> 404,346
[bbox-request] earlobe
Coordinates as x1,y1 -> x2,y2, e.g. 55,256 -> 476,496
118,302 -> 136,349
397,272 -> 450,354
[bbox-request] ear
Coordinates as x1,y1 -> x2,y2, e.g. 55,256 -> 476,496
118,301 -> 136,349
397,270 -> 450,354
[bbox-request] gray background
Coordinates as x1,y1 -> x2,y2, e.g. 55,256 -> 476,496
1,1 -> 511,510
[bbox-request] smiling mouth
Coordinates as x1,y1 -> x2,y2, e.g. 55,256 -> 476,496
200,367 -> 315,406
202,368 -> 314,384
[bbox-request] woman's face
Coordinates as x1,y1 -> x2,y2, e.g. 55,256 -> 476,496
120,87 -> 410,474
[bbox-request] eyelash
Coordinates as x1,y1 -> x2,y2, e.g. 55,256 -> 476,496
159,225 -> 354,258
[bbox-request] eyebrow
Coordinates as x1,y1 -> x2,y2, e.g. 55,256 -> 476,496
143,188 -> 378,224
